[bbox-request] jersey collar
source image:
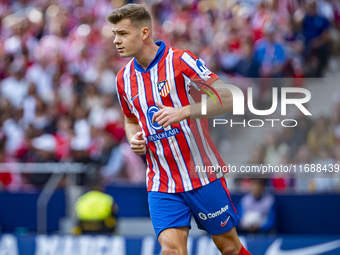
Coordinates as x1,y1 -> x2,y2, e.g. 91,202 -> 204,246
133,41 -> 166,73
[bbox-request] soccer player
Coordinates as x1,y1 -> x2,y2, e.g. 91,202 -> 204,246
107,4 -> 251,255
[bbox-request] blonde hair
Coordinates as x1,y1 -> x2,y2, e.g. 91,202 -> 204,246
107,4 -> 152,29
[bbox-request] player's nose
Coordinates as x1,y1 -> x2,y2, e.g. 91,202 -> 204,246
113,36 -> 121,45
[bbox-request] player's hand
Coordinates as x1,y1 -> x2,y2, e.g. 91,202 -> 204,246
152,102 -> 188,128
130,132 -> 147,155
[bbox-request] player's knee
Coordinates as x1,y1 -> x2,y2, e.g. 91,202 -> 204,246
220,245 -> 240,255
161,246 -> 180,255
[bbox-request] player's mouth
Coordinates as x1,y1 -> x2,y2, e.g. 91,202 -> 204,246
117,47 -> 125,52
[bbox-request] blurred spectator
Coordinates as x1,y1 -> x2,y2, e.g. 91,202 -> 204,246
72,105 -> 91,152
282,20 -> 304,78
0,143 -> 12,189
235,144 -> 266,192
302,1 -> 331,77
250,144 -> 266,165
88,94 -> 121,129
54,115 -> 73,161
271,151 -> 292,192
82,83 -> 102,111
264,131 -> 289,165
22,83 -> 38,127
93,56 -> 117,95
1,61 -> 28,109
312,146 -> 339,193
292,112 -> 313,152
25,55 -> 55,103
31,97 -> 51,131
237,179 -> 276,234
330,104 -> 340,143
74,181 -> 118,234
2,109 -> 25,156
318,0 -> 335,23
254,24 -> 286,78
234,39 -> 258,77
334,144 -> 340,165
27,134 -> 57,186
307,116 -> 335,157
281,128 -> 298,159
293,144 -> 313,193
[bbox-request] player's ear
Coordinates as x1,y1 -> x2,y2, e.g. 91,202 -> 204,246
141,27 -> 150,40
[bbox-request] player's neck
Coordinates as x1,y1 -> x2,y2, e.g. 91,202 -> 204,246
134,41 -> 160,70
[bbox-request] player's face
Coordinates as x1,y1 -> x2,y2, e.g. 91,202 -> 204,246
111,19 -> 143,58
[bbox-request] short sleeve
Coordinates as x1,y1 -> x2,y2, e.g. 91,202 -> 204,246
180,50 -> 219,86
116,77 -> 135,119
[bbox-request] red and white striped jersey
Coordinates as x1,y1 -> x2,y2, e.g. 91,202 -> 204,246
116,41 -> 228,193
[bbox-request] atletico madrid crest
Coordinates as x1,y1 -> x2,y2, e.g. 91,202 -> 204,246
157,80 -> 171,97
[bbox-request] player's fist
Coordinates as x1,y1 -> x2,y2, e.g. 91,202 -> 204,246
130,132 -> 147,155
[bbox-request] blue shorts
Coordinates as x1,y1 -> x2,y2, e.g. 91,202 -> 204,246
148,178 -> 239,237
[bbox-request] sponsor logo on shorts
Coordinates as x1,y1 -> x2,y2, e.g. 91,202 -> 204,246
221,216 -> 230,227
208,204 -> 229,218
198,212 -> 207,220
198,204 -> 229,221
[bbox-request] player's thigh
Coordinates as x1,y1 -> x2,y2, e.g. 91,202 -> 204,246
211,226 -> 242,255
148,191 -> 192,238
158,227 -> 189,255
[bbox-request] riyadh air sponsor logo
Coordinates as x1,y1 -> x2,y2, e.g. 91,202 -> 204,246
147,106 -> 163,131
265,238 -> 340,255
221,216 -> 230,227
198,212 -> 207,220
146,105 -> 181,141
147,128 -> 180,142
198,204 -> 229,220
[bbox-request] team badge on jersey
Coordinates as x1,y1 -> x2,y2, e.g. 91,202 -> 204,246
157,80 -> 171,97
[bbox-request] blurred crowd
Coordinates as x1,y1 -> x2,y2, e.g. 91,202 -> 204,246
239,94 -> 340,193
153,0 -> 340,78
0,0 -> 146,189
1,0 -> 340,190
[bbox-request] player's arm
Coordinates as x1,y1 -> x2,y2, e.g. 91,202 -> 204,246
184,78 -> 233,119
115,74 -> 147,155
152,79 -> 233,128
124,116 -> 146,155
